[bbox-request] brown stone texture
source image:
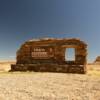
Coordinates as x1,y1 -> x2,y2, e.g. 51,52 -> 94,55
94,56 -> 100,64
11,38 -> 87,73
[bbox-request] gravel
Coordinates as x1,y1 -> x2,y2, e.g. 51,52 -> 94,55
0,72 -> 100,100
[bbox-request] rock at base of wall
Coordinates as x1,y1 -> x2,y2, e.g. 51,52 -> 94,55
10,64 -> 86,74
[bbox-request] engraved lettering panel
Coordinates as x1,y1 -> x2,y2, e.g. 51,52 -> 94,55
32,48 -> 49,58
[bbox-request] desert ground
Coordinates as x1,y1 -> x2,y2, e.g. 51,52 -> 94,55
0,62 -> 100,100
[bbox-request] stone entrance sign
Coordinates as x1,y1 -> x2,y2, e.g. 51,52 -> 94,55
11,38 -> 87,73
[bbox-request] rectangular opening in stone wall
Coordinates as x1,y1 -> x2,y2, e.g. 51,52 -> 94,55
65,48 -> 75,61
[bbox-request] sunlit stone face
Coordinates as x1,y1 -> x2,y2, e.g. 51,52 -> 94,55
12,38 -> 87,73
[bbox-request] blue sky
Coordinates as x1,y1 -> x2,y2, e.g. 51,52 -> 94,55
0,0 -> 100,62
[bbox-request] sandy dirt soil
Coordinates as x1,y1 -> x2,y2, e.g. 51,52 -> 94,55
0,61 -> 15,71
0,71 -> 99,100
0,63 -> 99,100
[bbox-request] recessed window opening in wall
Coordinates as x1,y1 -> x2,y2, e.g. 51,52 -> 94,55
65,48 -> 75,61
